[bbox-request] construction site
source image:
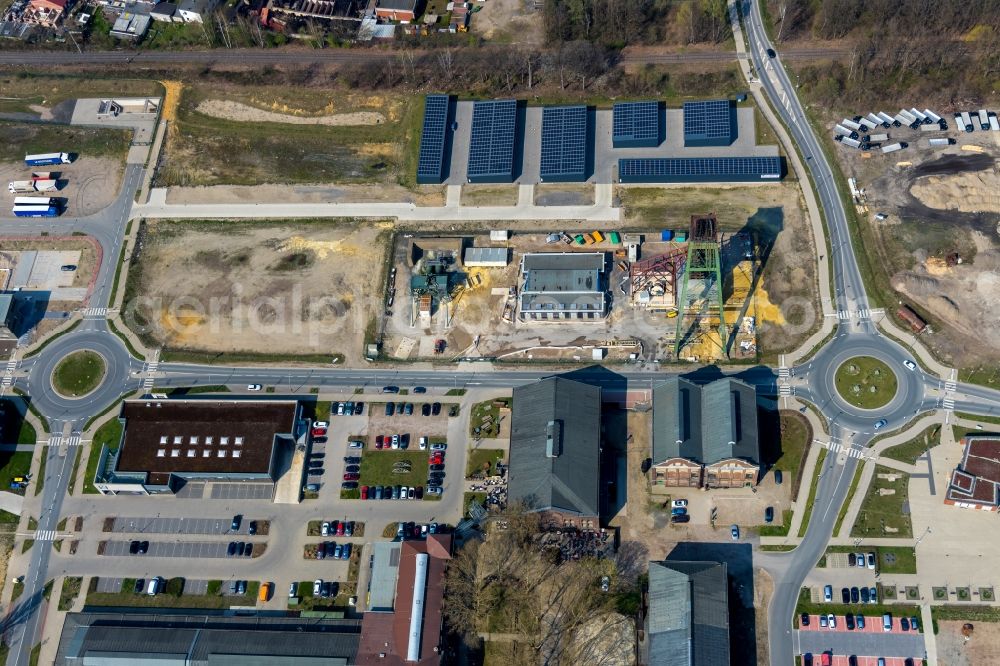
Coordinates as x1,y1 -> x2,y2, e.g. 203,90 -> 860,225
379,216 -> 773,364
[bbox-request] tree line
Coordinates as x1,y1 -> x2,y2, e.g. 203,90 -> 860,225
543,0 -> 731,47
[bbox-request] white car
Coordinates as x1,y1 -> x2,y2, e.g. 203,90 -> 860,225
247,384 -> 262,391
903,360 -> 916,371
855,552 -> 865,567
419,436 -> 428,450
430,443 -> 447,451
399,485 -> 409,499
313,421 -> 329,429
827,614 -> 836,629
391,434 -> 400,449
671,499 -> 688,508
867,552 -> 876,569
313,579 -> 322,596
321,521 -> 330,537
426,486 -> 443,495
347,440 -> 363,449
289,582 -> 297,598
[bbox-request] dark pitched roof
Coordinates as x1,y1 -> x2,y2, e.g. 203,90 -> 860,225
647,561 -> 730,666
55,611 -> 361,665
115,399 -> 299,485
946,437 -> 1000,507
652,377 -> 760,466
377,0 -> 417,9
508,377 -> 601,516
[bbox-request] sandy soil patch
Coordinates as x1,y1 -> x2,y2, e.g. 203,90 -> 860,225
125,221 -> 390,364
196,99 -> 385,126
470,0 -> 543,44
938,620 -> 1000,666
911,170 -> 1000,214
165,183 -> 446,207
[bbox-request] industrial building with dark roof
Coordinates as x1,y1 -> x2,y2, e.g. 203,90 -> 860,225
357,534 -> 452,665
508,376 -> 602,526
651,377 -> 761,488
54,611 -> 362,665
518,252 -> 607,321
93,399 -> 302,495
646,560 -> 730,666
946,436 -> 1000,511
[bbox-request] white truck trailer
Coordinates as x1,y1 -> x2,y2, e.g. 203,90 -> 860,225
923,109 -> 942,124
842,118 -> 862,131
8,180 -> 57,194
877,112 -> 898,126
978,109 -> 990,130
881,142 -> 906,154
868,133 -> 889,142
842,137 -> 862,148
866,113 -> 885,128
990,114 -> 1000,132
960,111 -> 974,131
928,138 -> 955,146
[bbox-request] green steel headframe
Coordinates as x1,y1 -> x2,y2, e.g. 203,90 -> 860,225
674,214 -> 729,357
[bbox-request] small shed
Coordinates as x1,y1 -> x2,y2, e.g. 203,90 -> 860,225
490,230 -> 510,242
464,247 -> 509,268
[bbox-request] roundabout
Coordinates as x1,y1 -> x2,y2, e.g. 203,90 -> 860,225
834,355 -> 897,410
51,350 -> 107,399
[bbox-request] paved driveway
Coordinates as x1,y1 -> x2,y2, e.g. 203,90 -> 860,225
108,516 -> 261,535
102,539 -> 263,559
797,615 -> 926,661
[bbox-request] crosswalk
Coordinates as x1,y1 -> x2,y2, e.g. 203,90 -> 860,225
49,435 -> 82,447
778,368 -> 790,379
82,307 -> 117,318
816,438 -> 867,460
779,385 -> 793,396
1,356 -> 16,391
142,352 -> 160,391
943,398 -> 955,409
34,530 -> 56,542
945,381 -> 957,392
828,308 -> 886,320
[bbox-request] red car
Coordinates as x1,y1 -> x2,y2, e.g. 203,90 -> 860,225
429,454 -> 444,465
343,472 -> 360,481
360,486 -> 368,499
375,435 -> 384,449
336,521 -> 345,536
311,427 -> 327,437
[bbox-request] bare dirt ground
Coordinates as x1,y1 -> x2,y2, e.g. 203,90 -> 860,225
937,620 -> 1000,666
755,569 -> 773,666
0,156 -> 123,217
471,0 -> 543,45
165,183 -> 446,207
833,124 -> 1000,367
125,220 -> 390,363
195,100 -> 385,126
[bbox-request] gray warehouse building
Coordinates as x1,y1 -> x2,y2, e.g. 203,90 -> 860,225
518,252 -> 606,321
55,611 -> 361,664
647,560 -> 730,666
618,156 -> 784,184
683,99 -> 736,147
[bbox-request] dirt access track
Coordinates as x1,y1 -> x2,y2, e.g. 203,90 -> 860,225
124,220 -> 391,364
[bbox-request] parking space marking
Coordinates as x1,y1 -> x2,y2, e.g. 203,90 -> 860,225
101,539 -> 251,559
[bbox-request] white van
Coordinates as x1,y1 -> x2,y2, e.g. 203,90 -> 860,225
146,577 -> 162,596
882,613 -> 892,632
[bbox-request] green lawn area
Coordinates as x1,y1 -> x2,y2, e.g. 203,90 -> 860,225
469,397 -> 511,438
834,463 -> 865,535
883,424 -> 941,465
83,417 -> 122,494
0,451 -> 33,496
466,448 -> 505,478
759,509 -> 793,537
0,120 -> 131,160
51,351 -> 106,398
464,492 -> 487,517
359,450 -> 430,490
797,449 -> 827,537
58,576 -> 83,611
851,464 -> 913,538
835,356 -> 898,409
34,447 -> 47,496
86,577 -> 259,609
824,545 -> 917,574
796,588 -> 918,623
772,410 -> 812,497
0,398 -> 37,445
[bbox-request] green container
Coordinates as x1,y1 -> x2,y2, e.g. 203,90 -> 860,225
609,231 -> 621,245
675,232 -> 687,242
575,235 -> 585,245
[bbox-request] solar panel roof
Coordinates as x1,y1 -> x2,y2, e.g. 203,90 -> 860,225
612,101 -> 662,147
683,100 -> 734,145
540,106 -> 589,182
416,94 -> 451,184
619,157 -> 782,182
467,99 -> 518,182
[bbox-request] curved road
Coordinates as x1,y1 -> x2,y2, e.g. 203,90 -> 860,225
1,10 -> 1000,665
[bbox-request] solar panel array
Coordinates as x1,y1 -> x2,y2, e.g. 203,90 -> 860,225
467,99 -> 518,182
612,101 -> 661,147
618,157 -> 783,183
540,106 -> 589,182
416,94 -> 450,184
683,100 -> 734,146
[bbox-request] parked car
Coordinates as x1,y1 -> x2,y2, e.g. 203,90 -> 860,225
344,522 -> 354,537
426,486 -> 443,495
382,386 -> 400,394
408,487 -> 415,500
823,585 -> 832,602
848,553 -> 857,567
231,515 -> 242,531
289,582 -> 298,598
248,521 -> 257,536
321,521 -> 331,537
819,615 -> 828,628
313,421 -> 328,429
247,384 -> 262,391
421,403 -> 431,417
385,403 -> 395,416
869,587 -> 878,603
800,613 -> 809,627
245,543 -> 253,557
764,506 -> 774,523
354,402 -> 364,415
336,521 -> 345,536
310,468 -> 325,476
845,614 -> 855,631
374,486 -> 384,500
430,464 -> 445,472
341,481 -> 358,490
855,552 -> 866,567
404,403 -> 414,415
313,579 -> 322,596
413,387 -> 426,394
841,588 -> 850,604
860,587 -> 869,604
671,499 -> 687,508
910,616 -> 919,631
415,486 -> 423,500
227,541 -> 237,556
303,483 -> 320,492
827,614 -> 836,629
336,402 -> 345,415
850,587 -> 859,603
342,543 -> 352,559
867,552 -> 876,569
670,507 -> 687,516
137,540 -> 149,554
670,514 -> 690,524
419,436 -> 428,450
360,486 -> 369,500
391,434 -> 400,449
774,470 -> 783,485
856,615 -> 865,629
430,442 -> 447,451
345,465 -> 361,473
730,525 -> 739,540
375,435 -> 384,449
348,440 -> 364,449
129,540 -> 140,555
432,402 -> 441,416
343,456 -> 359,464
901,617 -> 910,631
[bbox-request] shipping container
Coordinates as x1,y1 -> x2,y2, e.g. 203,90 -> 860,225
12,205 -> 58,218
609,231 -> 621,245
842,137 -> 862,148
881,143 -> 904,153
923,109 -> 942,123
978,109 -> 990,130
591,231 -> 604,243
24,152 -> 70,166
574,234 -> 585,245
8,181 -> 36,194
661,230 -> 673,241
674,232 -> 687,242
897,304 -> 926,333
583,233 -> 595,245
868,133 -> 889,142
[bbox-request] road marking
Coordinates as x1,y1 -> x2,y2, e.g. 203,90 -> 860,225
943,398 -> 955,409
778,368 -> 790,379
34,529 -> 56,541
779,385 -> 793,396
944,381 -> 957,392
82,307 -> 118,318
49,435 -> 81,447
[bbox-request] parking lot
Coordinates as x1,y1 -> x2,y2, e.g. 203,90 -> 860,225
107,516 -> 262,535
797,613 -> 926,663
101,539 -> 265,559
803,657 -> 911,666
